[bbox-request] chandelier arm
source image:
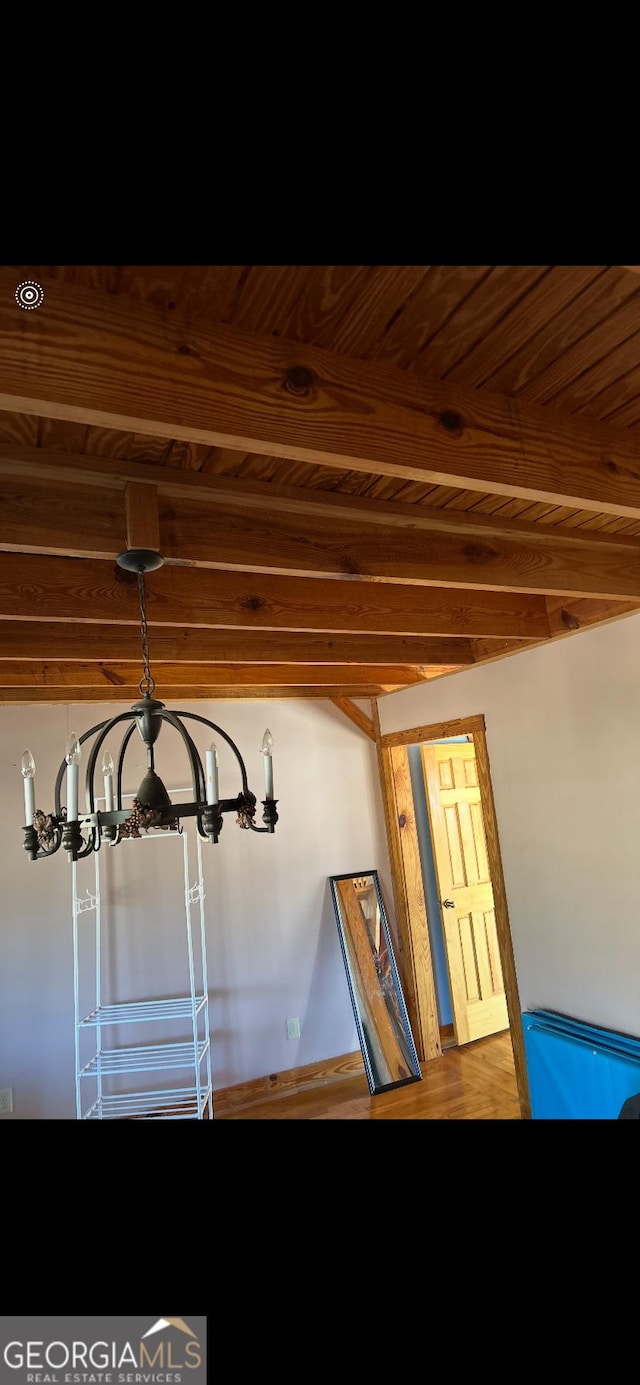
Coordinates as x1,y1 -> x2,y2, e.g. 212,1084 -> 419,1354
84,712 -> 139,816
116,722 -> 138,811
159,712 -> 209,841
54,719 -> 112,816
159,711 -> 205,806
33,826 -> 64,858
249,797 -> 279,834
170,712 -> 251,793
195,815 -> 211,843
76,824 -> 99,859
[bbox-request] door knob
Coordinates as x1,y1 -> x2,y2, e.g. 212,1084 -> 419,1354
442,898 -> 455,908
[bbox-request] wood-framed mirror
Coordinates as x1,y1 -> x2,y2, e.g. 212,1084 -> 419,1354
330,870 -> 422,1095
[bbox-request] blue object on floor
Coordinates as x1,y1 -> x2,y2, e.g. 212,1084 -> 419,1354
522,1008 -> 640,1118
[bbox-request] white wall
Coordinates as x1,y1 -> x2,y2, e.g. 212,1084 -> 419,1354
379,613 -> 640,1041
0,698 -> 389,1118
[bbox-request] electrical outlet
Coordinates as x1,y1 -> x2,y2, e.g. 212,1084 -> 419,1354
286,1017 -> 300,1040
0,1087 -> 13,1115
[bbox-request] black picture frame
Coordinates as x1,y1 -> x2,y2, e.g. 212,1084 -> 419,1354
329,870 -> 422,1096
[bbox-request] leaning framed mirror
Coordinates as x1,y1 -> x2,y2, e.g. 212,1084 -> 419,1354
329,870 -> 422,1096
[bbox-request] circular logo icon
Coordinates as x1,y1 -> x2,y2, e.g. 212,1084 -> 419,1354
15,280 -> 45,310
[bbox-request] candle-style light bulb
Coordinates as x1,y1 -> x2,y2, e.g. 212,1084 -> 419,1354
65,732 -> 81,766
21,750 -> 36,779
206,740 -> 219,805
101,749 -> 114,813
65,731 -> 81,821
21,749 -> 36,827
261,728 -> 274,800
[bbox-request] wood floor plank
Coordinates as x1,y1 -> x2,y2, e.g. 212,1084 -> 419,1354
216,1031 -> 521,1120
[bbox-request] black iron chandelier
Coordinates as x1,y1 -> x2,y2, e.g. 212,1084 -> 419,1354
21,547 -> 278,863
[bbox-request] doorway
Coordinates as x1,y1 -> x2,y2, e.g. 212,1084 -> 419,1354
372,708 -> 530,1119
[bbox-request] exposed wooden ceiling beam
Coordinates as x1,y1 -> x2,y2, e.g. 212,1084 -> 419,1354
0,473 -> 122,558
0,686 -> 397,704
125,481 -> 160,553
165,496 -> 640,598
329,697 -> 376,739
1,271 -> 640,516
4,441 -> 637,550
8,442 -> 640,545
4,467 -> 640,599
470,597 -> 640,665
0,660 -> 427,689
0,623 -> 476,666
545,595 -> 640,637
0,553 -> 549,639
470,637 -> 540,663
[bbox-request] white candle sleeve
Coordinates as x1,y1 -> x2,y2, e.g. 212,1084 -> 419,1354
23,777 -> 35,827
104,776 -> 114,812
67,764 -> 79,821
264,754 -> 274,800
206,749 -> 219,804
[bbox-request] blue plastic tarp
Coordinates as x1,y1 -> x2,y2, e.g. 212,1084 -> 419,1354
522,1008 -> 640,1119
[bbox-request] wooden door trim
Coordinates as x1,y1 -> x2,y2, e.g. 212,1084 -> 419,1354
371,699 -> 433,1061
380,714 -> 485,749
389,743 -> 441,1061
372,703 -> 531,1119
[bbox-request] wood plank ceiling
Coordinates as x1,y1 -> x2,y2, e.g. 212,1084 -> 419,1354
1,263 -> 640,703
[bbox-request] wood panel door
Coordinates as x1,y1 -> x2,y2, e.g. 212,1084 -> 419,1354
420,742 -> 509,1045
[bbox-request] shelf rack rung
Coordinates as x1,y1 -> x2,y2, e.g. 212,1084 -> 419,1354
80,1038 -> 209,1077
82,1084 -> 212,1119
79,995 -> 207,1027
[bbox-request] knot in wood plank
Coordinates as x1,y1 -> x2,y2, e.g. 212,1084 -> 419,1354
439,409 -> 463,433
283,365 -> 315,396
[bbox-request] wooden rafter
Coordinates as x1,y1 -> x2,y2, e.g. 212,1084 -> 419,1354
544,595 -> 640,637
470,596 -> 640,666
3,459 -> 640,598
125,482 -> 160,553
0,661 -> 427,690
0,686 -> 394,703
2,269 -> 640,517
0,623 -> 476,666
0,553 -> 550,639
329,698 -> 375,739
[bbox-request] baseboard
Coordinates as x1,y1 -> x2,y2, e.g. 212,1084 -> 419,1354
213,1050 -> 365,1116
440,1023 -> 456,1049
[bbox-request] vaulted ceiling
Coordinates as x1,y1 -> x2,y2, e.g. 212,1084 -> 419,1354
2,263 -> 640,705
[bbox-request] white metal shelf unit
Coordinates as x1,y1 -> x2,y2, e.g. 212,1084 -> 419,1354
72,791 -> 213,1120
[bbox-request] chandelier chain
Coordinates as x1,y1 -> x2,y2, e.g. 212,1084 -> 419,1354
137,572 -> 155,696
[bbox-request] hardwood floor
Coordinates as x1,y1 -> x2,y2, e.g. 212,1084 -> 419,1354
216,1030 -> 522,1120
